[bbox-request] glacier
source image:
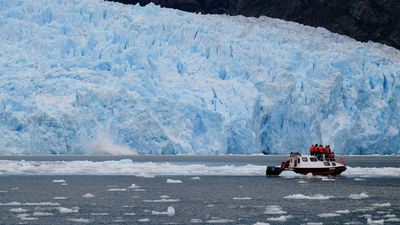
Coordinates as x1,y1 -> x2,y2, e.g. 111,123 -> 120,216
0,0 -> 399,155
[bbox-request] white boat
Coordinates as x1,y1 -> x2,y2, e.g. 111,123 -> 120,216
266,152 -> 346,176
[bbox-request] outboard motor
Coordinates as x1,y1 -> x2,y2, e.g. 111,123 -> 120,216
266,166 -> 283,176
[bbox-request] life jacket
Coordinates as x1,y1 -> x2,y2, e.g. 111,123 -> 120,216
318,146 -> 324,153
309,146 -> 315,153
329,153 -> 335,158
324,147 -> 331,154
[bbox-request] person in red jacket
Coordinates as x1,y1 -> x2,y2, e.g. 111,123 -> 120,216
318,144 -> 324,160
324,145 -> 331,160
309,144 -> 315,155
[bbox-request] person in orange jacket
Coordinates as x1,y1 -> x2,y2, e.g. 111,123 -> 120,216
309,144 -> 315,155
318,144 -> 324,160
324,145 -> 331,160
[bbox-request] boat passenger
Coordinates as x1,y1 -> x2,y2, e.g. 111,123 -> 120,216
317,144 -> 324,160
329,152 -> 335,160
309,144 -> 315,155
324,145 -> 331,160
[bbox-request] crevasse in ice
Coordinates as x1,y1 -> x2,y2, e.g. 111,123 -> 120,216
0,0 -> 399,154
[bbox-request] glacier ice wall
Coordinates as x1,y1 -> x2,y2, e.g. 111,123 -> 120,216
0,0 -> 399,155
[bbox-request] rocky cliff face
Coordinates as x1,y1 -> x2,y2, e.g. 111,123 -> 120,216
113,0 -> 400,49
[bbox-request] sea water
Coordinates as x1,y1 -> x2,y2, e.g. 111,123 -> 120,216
0,156 -> 399,224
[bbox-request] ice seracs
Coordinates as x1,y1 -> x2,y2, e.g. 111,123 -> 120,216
0,0 -> 399,155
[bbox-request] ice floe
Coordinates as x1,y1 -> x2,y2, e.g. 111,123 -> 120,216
335,209 -> 351,214
266,215 -> 292,222
107,188 -> 127,191
166,179 -> 182,183
283,194 -> 333,200
54,197 -> 68,200
66,218 -> 90,223
82,193 -> 95,198
52,179 -> 66,183
318,213 -> 341,217
143,199 -> 179,203
58,207 -> 79,213
205,219 -> 236,223
9,208 -> 28,213
128,184 -> 140,189
367,218 -> 384,224
263,205 -> 287,215
1,160 -> 400,177
151,206 -> 175,216
349,192 -> 369,200
232,197 -> 252,200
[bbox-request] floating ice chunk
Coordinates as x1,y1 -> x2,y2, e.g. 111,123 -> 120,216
297,180 -> 308,184
151,206 -> 175,216
190,218 -> 203,223
253,223 -> 270,225
107,188 -> 126,191
306,223 -> 323,225
52,180 -> 66,183
20,217 -> 38,221
318,213 -> 341,217
233,197 -> 252,200
160,195 -> 170,199
321,177 -> 335,181
263,205 -> 286,215
54,197 -> 68,200
143,199 -> 179,203
33,212 -> 53,216
166,179 -> 182,184
349,192 -> 369,200
16,213 -> 30,218
367,218 -> 384,224
10,208 -> 28,213
66,218 -> 90,223
386,218 -> 400,222
190,177 -> 201,180
82,193 -> 95,198
371,203 -> 391,207
335,209 -> 351,214
91,213 -> 109,216
354,178 -> 366,181
0,202 -> 21,206
284,194 -> 333,200
58,207 -> 79,213
128,184 -> 140,189
124,213 -> 136,216
266,215 -> 292,222
138,218 -> 150,222
205,219 -> 236,223
133,189 -> 146,192
383,214 -> 396,218
23,202 -> 60,206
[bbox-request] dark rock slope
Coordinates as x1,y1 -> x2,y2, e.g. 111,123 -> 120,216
111,0 -> 400,49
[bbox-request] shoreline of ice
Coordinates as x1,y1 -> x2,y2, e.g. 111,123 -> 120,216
0,159 -> 399,177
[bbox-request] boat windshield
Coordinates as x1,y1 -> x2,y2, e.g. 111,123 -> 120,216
310,157 -> 318,162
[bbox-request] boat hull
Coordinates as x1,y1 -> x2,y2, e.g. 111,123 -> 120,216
293,166 -> 346,176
